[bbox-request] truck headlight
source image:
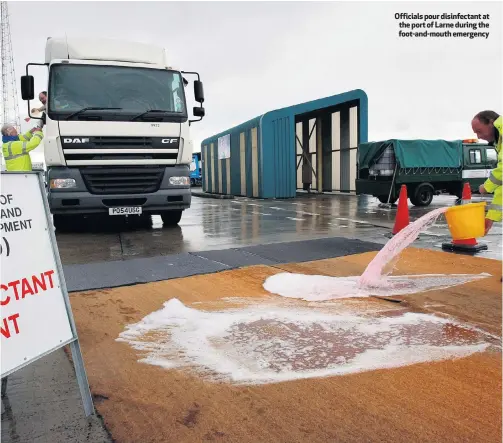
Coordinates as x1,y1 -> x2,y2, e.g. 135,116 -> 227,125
169,176 -> 190,186
50,178 -> 77,189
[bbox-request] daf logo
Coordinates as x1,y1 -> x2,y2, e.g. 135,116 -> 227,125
161,138 -> 178,144
64,138 -> 90,143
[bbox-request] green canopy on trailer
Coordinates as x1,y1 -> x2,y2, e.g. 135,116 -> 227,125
358,139 -> 463,169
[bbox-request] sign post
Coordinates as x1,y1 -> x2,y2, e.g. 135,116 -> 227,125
0,171 -> 94,417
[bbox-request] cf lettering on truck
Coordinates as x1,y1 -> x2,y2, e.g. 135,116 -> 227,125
20,37 -> 205,230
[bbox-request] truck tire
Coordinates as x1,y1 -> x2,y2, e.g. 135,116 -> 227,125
161,210 -> 182,227
377,195 -> 397,205
410,183 -> 434,207
53,214 -> 74,232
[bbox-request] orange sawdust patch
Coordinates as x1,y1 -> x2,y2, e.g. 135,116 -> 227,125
69,248 -> 502,443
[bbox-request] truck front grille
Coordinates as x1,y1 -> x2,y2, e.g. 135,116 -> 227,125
61,136 -> 180,164
81,166 -> 164,195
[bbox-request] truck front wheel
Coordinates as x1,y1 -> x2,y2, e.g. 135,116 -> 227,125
161,210 -> 182,227
53,214 -> 75,232
410,183 -> 434,206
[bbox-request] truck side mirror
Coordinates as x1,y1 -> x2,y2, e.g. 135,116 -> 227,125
21,75 -> 35,100
193,107 -> 205,117
194,80 -> 204,104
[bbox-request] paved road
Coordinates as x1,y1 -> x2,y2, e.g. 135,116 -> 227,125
55,191 -> 502,264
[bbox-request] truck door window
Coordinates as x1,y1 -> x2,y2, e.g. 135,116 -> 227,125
486,148 -> 497,167
469,149 -> 482,164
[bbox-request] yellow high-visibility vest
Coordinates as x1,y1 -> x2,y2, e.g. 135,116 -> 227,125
1,130 -> 44,172
484,116 -> 502,222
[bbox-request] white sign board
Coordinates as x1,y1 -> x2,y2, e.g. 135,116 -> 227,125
0,172 -> 93,416
218,134 -> 231,160
1,173 -> 74,374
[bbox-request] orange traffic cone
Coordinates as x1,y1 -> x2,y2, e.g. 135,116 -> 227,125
460,181 -> 472,204
442,182 -> 488,254
391,185 -> 409,235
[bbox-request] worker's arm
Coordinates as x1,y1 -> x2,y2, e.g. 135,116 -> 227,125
483,149 -> 502,194
18,131 -> 34,142
24,130 -> 44,153
7,131 -> 43,156
31,105 -> 46,113
10,130 -> 44,155
483,148 -> 502,231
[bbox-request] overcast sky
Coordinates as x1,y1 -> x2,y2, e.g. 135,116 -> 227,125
6,1 -> 503,161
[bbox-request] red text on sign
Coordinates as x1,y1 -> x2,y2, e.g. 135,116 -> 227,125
1,270 -> 55,306
1,314 -> 20,338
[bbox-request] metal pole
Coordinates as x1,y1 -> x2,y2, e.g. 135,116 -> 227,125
70,340 -> 95,417
387,163 -> 398,204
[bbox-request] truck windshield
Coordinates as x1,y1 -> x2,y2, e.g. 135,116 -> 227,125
48,64 -> 187,122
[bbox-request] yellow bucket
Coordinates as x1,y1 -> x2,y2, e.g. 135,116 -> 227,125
445,202 -> 486,240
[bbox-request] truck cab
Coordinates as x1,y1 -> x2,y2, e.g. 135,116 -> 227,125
20,37 -> 205,229
462,142 -> 498,183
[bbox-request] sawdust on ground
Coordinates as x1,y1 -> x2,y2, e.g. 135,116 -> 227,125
282,247 -> 503,336
69,248 -> 502,443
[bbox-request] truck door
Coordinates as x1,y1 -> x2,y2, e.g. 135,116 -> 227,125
485,145 -> 498,172
462,144 -> 485,192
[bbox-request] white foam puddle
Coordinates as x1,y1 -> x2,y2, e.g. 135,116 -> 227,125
263,272 -> 491,301
117,297 -> 494,385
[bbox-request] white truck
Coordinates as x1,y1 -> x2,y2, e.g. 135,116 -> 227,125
20,37 -> 205,229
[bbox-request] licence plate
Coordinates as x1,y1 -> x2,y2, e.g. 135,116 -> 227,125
109,206 -> 142,216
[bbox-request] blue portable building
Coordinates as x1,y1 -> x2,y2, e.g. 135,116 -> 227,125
201,89 -> 368,199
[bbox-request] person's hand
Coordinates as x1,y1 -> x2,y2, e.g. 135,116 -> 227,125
479,184 -> 488,195
484,218 -> 493,235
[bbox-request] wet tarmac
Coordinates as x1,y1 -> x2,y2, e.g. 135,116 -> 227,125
1,350 -> 112,443
55,191 -> 502,264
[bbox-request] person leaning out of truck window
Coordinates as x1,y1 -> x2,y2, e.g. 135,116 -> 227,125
31,90 -> 47,114
31,91 -> 47,129
471,110 -> 502,234
1,123 -> 44,172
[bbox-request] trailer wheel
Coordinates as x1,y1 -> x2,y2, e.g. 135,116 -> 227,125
161,210 -> 182,227
377,195 -> 397,205
410,183 -> 434,206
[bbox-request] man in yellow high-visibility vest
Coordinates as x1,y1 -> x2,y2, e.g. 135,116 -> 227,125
471,110 -> 502,235
1,123 -> 44,172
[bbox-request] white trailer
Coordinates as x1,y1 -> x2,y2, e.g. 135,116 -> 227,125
21,37 -> 205,229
